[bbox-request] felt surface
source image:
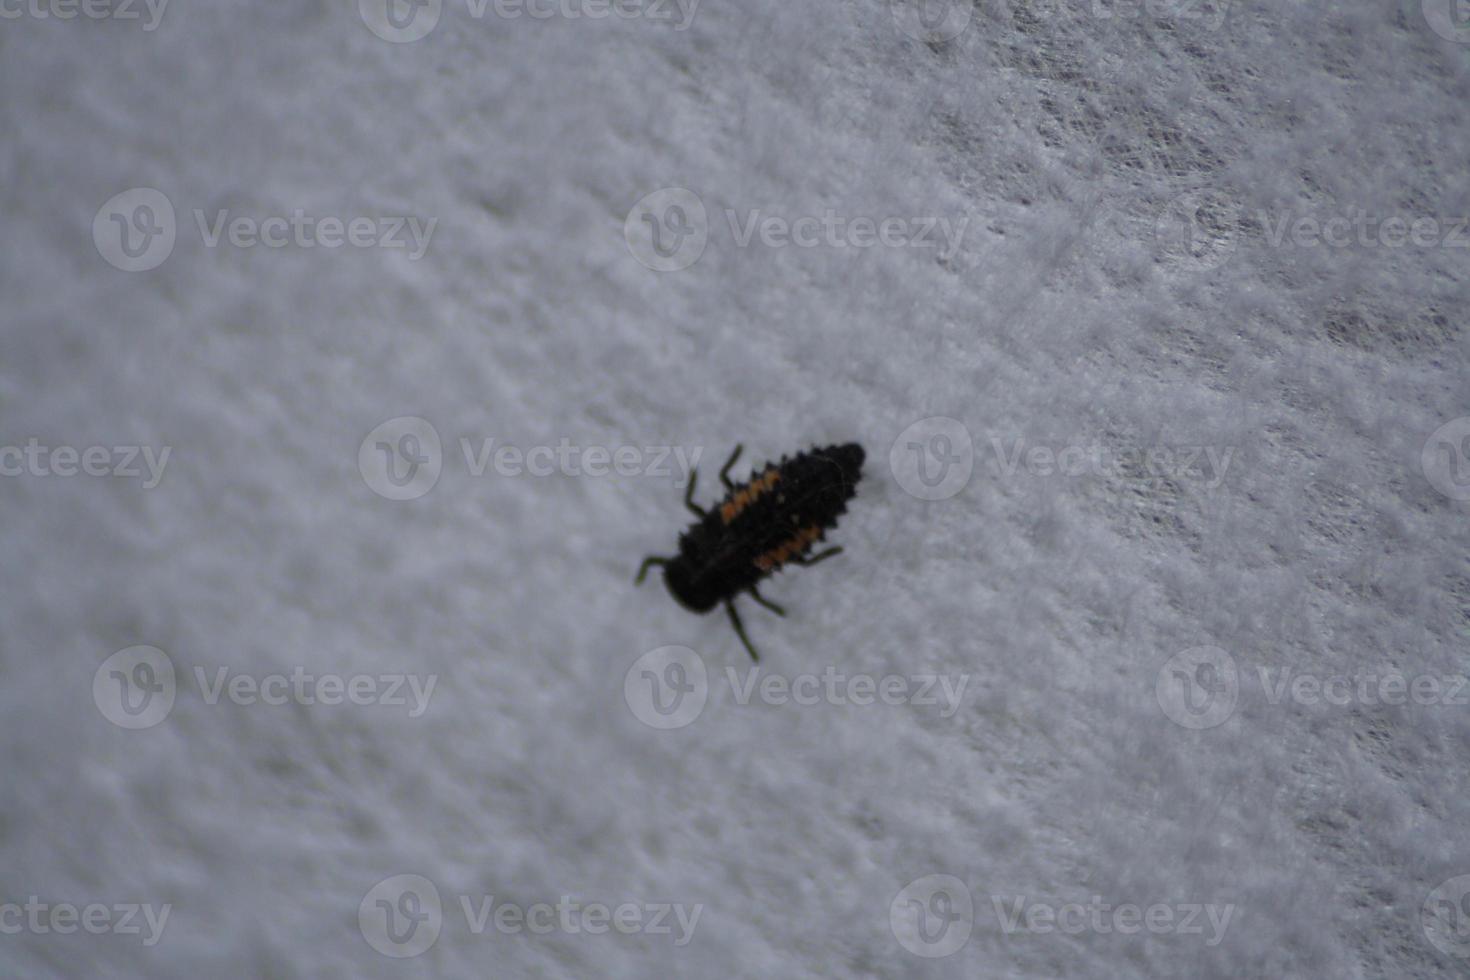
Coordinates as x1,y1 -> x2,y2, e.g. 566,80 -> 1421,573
3,1 -> 1469,976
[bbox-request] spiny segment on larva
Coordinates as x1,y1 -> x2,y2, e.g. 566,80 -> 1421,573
720,467 -> 780,524
635,442 -> 865,662
754,524 -> 823,572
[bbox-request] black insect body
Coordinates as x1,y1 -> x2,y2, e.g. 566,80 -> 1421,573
636,442 -> 864,661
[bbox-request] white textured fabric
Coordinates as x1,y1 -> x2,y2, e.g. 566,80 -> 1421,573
3,1 -> 1468,976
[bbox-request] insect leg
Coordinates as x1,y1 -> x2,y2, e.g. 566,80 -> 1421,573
748,585 -> 786,617
791,546 -> 843,567
635,556 -> 671,585
718,443 -> 744,489
725,599 -> 760,662
683,469 -> 706,518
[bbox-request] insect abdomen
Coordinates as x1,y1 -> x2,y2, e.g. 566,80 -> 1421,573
642,441 -> 865,658
706,442 -> 864,577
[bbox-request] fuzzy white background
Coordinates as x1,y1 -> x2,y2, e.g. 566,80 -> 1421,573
3,0 -> 1469,976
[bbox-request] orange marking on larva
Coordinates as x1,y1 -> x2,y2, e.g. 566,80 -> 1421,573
720,468 -> 780,524
754,524 -> 822,572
